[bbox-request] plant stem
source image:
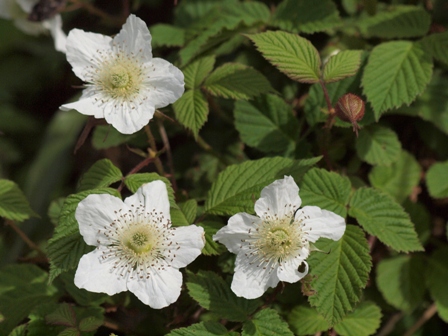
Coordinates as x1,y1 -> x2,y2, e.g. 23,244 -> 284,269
144,125 -> 166,177
5,220 -> 45,257
69,0 -> 124,25
403,303 -> 437,336
157,119 -> 178,192
377,312 -> 404,336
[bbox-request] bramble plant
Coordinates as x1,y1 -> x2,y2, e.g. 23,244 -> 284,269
0,0 -> 447,335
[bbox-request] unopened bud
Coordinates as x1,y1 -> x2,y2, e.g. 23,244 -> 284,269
334,93 -> 365,136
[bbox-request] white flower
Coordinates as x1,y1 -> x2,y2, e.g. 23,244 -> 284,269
60,14 -> 184,134
74,180 -> 205,309
213,176 -> 346,299
0,0 -> 67,53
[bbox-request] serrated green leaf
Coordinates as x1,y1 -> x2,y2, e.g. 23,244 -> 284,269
362,41 -> 433,118
45,303 -> 76,327
355,125 -> 401,166
357,5 -> 430,38
91,125 -> 136,150
368,150 -> 421,203
426,161 -> 448,199
426,247 -> 448,322
173,89 -> 209,137
186,271 -> 261,322
402,199 -> 431,245
77,159 -> 123,192
0,264 -> 58,335
323,50 -> 362,83
421,32 -> 448,65
348,187 -> 423,252
167,321 -> 238,336
179,199 -> 197,224
300,168 -> 352,218
183,56 -> 215,89
376,255 -> 425,312
308,225 -> 372,326
242,308 -> 293,336
288,306 -> 329,335
0,179 -> 37,221
150,24 -> 185,48
247,31 -> 321,83
333,301 -> 382,336
198,220 -> 226,256
57,327 -> 79,336
203,63 -> 274,100
234,94 -> 299,155
48,197 -> 65,226
272,0 -> 341,34
205,157 -> 321,216
8,325 -> 27,336
78,316 -> 102,332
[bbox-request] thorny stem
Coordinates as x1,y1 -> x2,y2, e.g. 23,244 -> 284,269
74,117 -> 104,154
144,125 -> 166,177
157,119 -> 178,192
403,303 -> 438,336
5,220 -> 45,257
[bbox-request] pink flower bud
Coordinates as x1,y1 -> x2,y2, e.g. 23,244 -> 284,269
334,93 -> 365,136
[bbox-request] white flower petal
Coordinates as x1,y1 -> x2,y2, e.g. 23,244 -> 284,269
127,267 -> 182,309
298,205 -> 346,242
231,255 -> 280,299
254,176 -> 302,219
170,225 -> 205,268
60,89 -> 105,118
277,258 -> 308,283
144,58 -> 185,108
124,180 -> 170,218
114,14 -> 152,61
213,213 -> 261,254
74,248 -> 128,295
76,194 -> 127,246
65,29 -> 112,81
103,101 -> 154,134
14,18 -> 47,36
46,15 -> 67,53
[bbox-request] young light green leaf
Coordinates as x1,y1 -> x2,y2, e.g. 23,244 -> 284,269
348,187 -> 423,252
77,159 -> 122,192
323,50 -> 362,83
198,220 -> 227,256
173,89 -> 209,137
376,255 -> 425,312
45,303 -> 77,327
355,125 -> 401,166
426,161 -> 448,199
308,225 -> 372,326
150,24 -> 185,48
368,150 -> 421,203
203,63 -> 274,100
288,306 -> 329,335
362,41 -> 433,118
300,168 -> 352,217
186,271 -> 261,322
421,32 -> 448,65
205,156 -> 321,215
272,0 -> 340,34
91,125 -> 136,150
247,31 -> 321,83
357,5 -> 430,38
242,308 -> 294,336
183,56 -> 215,90
426,247 -> 448,322
0,179 -> 37,222
234,94 -> 299,155
333,301 -> 382,336
167,321 -> 238,336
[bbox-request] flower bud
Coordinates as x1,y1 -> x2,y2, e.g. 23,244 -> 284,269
334,93 -> 365,136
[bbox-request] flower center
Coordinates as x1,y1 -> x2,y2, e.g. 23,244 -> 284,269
109,65 -> 131,88
125,230 -> 153,254
255,220 -> 299,262
268,228 -> 291,248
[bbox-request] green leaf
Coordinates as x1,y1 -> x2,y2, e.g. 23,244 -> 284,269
45,303 -> 77,327
91,125 -> 136,150
198,220 -> 226,256
402,199 -> 431,245
167,321 -> 238,336
421,32 -> 448,65
150,24 -> 185,48
247,31 -> 321,83
8,325 -> 27,336
333,301 -> 382,336
183,56 -> 215,89
234,94 -> 299,155
323,50 -> 363,83
186,271 -> 261,322
0,179 -> 37,221
357,5 -> 431,38
300,168 -> 352,218
242,308 -> 293,336
426,247 -> 448,322
376,255 -> 426,312
48,197 -> 65,226
0,264 -> 58,335
272,0 -> 341,34
426,161 -> 448,199
368,150 -> 421,203
57,327 -> 79,336
288,306 -> 329,335
60,271 -> 107,307
348,187 -> 423,252
355,125 -> 401,166
78,316 -> 103,332
205,156 -> 321,216
308,225 -> 372,326
77,159 -> 123,192
203,63 -> 274,100
179,199 -> 197,224
362,41 -> 433,118
173,89 -> 209,137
